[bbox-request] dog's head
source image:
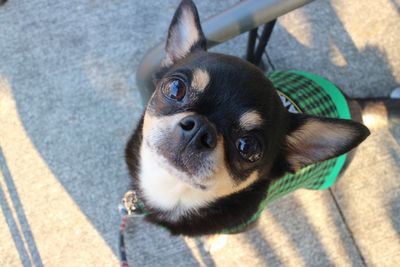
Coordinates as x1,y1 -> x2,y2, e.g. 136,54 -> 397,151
138,0 -> 369,216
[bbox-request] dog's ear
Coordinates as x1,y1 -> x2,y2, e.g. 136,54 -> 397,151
162,0 -> 206,67
284,113 -> 370,171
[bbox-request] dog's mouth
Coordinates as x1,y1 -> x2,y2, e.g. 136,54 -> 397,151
175,145 -> 215,177
155,138 -> 217,183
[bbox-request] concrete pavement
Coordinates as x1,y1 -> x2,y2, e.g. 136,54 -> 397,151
1,0 -> 399,266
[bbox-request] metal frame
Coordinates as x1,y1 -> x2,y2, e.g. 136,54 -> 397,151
246,19 -> 277,68
136,0 -> 315,98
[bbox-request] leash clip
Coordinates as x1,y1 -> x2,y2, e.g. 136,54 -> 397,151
118,190 -> 147,218
122,190 -> 138,215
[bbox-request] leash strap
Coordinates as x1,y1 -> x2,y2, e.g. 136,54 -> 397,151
118,190 -> 146,267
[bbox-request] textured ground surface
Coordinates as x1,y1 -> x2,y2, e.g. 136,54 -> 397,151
0,0 -> 399,266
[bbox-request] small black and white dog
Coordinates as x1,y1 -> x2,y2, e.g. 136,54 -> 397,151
125,0 -> 369,236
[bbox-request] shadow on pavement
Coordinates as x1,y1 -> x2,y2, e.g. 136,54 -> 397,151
267,0 -> 399,97
194,239 -> 217,267
244,228 -> 285,266
390,195 -> 400,238
0,147 -> 44,267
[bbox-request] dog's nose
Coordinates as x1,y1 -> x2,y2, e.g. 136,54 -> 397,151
179,115 -> 217,150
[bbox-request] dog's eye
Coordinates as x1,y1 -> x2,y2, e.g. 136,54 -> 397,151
236,136 -> 263,162
161,78 -> 186,101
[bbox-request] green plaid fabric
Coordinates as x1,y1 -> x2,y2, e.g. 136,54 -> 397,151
222,70 -> 351,234
266,70 -> 350,197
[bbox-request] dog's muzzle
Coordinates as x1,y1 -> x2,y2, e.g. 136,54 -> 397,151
176,114 -> 217,151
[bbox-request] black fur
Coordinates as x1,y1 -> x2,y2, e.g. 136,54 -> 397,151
150,52 -> 289,181
125,116 -> 144,185
125,0 -> 370,236
125,52 -> 289,236
126,125 -> 272,236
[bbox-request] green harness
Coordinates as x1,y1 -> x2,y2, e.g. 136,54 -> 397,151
222,70 -> 351,233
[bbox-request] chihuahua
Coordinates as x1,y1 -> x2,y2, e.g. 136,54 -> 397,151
125,0 -> 369,236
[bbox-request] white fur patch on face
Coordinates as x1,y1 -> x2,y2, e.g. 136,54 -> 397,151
163,7 -> 200,67
239,110 -> 263,131
139,112 -> 259,220
191,69 -> 210,92
142,112 -> 191,148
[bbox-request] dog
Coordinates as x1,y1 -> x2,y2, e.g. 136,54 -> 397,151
125,0 -> 370,237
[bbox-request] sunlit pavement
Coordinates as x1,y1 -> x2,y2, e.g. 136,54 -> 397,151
1,0 -> 399,266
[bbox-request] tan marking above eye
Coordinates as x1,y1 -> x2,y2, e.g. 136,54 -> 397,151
191,69 -> 210,92
239,111 -> 263,131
